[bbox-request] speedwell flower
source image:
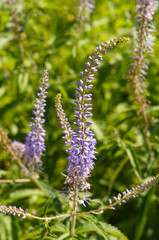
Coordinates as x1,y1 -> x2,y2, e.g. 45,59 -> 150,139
23,70 -> 49,175
64,38 -> 129,194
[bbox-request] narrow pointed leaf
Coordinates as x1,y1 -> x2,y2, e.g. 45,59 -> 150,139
80,215 -> 110,240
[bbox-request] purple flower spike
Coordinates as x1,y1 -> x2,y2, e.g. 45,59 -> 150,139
23,69 -> 49,175
108,174 -> 159,209
0,205 -> 28,219
64,38 -> 129,194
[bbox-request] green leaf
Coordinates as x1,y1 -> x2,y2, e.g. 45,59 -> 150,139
125,147 -> 142,181
0,33 -> 13,50
108,157 -> 128,195
0,170 -> 7,176
79,215 -> 110,240
0,215 -> 13,240
100,222 -> 129,240
9,189 -> 45,200
21,223 -> 46,240
146,105 -> 159,113
77,216 -> 129,240
49,222 -> 69,234
44,191 -> 63,218
11,216 -> 19,240
90,119 -> 105,141
134,187 -> 155,240
55,233 -> 70,240
18,72 -> 29,93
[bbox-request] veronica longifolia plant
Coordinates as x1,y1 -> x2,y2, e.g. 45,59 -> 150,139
55,37 -> 130,202
1,37 -> 159,239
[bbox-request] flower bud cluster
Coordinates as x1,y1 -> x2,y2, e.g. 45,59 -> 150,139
129,0 -> 157,124
0,205 -> 28,219
136,0 -> 157,56
0,128 -> 25,163
0,126 -> 11,152
55,94 -> 73,147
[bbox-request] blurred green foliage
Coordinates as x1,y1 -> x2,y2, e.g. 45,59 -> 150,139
0,0 -> 159,239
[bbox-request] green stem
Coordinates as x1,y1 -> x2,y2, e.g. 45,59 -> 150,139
0,178 -> 31,183
5,143 -> 49,196
71,186 -> 78,237
26,172 -> 159,221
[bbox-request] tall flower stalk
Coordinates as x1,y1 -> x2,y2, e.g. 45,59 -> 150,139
129,0 -> 157,136
55,37 -> 129,235
23,70 -> 49,175
65,37 -> 129,195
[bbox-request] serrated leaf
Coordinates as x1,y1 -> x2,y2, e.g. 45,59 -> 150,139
100,222 -> 129,240
21,223 -> 47,240
79,215 -> 110,240
77,218 -> 129,240
49,222 -> 69,233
